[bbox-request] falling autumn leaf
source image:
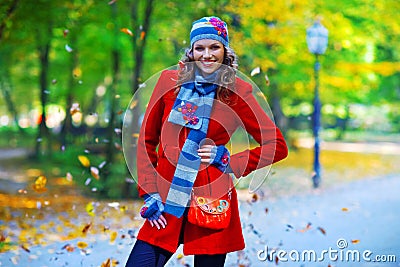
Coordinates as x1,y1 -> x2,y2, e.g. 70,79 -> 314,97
78,155 -> 90,168
130,99 -> 138,109
66,172 -> 73,182
140,31 -> 146,40
114,142 -> 122,151
351,239 -> 360,244
70,103 -> 81,115
90,166 -> 100,180
62,244 -> 75,252
317,226 -> 327,235
65,44 -> 73,53
251,193 -> 258,202
20,244 -> 30,253
63,29 -> 69,38
297,222 -> 312,233
250,66 -> 261,76
341,207 -> 349,212
18,189 -> 27,194
32,175 -> 47,193
120,27 -> 133,36
85,178 -> 91,186
265,74 -> 270,86
99,161 -> 107,169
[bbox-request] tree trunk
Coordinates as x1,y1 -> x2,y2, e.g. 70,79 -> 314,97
101,2 -> 121,197
0,72 -> 24,133
61,33 -> 78,148
34,27 -> 52,158
0,0 -> 19,41
122,0 -> 155,198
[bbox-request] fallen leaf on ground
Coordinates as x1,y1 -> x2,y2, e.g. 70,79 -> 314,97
77,241 -> 88,249
82,222 -> 92,234
32,175 -> 47,193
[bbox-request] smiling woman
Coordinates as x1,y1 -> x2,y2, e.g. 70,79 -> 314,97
193,39 -> 225,74
124,16 -> 288,267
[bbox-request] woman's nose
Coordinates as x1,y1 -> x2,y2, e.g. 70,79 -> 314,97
203,48 -> 211,58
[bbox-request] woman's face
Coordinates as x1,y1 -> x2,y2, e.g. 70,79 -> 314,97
193,39 -> 225,75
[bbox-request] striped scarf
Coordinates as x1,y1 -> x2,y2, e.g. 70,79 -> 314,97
164,69 -> 218,218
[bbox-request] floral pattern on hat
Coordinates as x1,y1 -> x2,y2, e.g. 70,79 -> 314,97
209,17 -> 227,37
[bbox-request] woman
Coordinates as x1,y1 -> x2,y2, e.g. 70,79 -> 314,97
125,16 -> 288,267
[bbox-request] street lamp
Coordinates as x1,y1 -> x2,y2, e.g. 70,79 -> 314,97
306,20 -> 328,188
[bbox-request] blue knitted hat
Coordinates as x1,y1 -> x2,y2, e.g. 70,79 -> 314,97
190,16 -> 229,47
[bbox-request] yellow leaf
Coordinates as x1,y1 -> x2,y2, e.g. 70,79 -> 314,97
101,258 -> 111,267
32,176 -> 47,193
86,202 -> 95,217
77,241 -> 88,249
110,231 -> 118,243
78,155 -> 90,167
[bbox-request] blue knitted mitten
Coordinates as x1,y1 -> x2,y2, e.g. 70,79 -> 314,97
210,145 -> 231,173
139,193 -> 164,221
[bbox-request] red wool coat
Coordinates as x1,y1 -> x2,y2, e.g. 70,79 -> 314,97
135,69 -> 288,255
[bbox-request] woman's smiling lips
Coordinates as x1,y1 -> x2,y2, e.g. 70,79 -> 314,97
200,60 -> 216,67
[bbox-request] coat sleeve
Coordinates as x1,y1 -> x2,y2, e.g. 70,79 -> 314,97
229,79 -> 288,178
136,70 -> 171,197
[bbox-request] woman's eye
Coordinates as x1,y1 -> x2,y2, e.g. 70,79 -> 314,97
194,47 -> 204,51
212,46 -> 221,50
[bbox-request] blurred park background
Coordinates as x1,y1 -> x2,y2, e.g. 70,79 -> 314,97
0,0 -> 399,263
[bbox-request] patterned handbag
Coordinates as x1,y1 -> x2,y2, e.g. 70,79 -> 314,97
187,190 -> 232,230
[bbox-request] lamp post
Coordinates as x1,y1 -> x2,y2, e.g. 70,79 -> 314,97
306,20 -> 328,188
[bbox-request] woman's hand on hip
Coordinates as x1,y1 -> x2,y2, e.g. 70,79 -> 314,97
197,145 -> 213,163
